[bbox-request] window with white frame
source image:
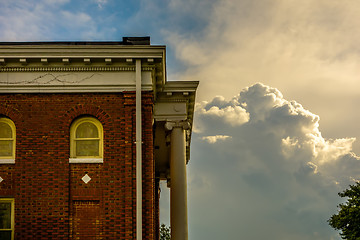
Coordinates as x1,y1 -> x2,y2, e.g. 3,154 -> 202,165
69,117 -> 103,163
0,198 -> 14,240
0,118 -> 16,164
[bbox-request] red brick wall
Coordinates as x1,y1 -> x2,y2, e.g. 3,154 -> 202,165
0,92 -> 156,239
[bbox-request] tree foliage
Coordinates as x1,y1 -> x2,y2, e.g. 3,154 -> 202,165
160,223 -> 171,240
328,182 -> 360,239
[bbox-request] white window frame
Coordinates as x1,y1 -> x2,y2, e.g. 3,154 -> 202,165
69,117 -> 103,163
0,198 -> 15,240
0,118 -> 16,164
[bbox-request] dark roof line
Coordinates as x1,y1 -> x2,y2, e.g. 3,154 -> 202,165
0,36 -> 151,46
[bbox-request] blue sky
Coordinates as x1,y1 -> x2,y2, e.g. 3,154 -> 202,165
2,0 -> 360,239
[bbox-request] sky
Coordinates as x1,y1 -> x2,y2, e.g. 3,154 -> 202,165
1,0 -> 360,239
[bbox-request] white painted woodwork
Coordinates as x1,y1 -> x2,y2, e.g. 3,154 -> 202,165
169,122 -> 189,240
135,59 -> 143,240
0,71 -> 152,92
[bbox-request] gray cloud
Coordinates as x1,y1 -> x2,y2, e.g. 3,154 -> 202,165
186,83 -> 359,239
157,0 -> 360,154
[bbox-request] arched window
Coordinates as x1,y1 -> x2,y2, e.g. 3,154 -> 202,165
0,118 -> 16,163
69,117 -> 103,163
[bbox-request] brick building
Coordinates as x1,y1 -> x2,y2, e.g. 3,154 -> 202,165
0,37 -> 198,240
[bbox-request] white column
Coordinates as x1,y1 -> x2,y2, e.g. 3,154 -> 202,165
166,121 -> 190,240
135,59 -> 142,240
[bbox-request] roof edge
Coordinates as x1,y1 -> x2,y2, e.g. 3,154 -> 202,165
0,36 -> 151,46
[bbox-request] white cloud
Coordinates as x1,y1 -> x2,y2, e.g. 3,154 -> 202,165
201,135 -> 232,144
160,0 -> 360,155
0,1 -> 47,40
61,11 -> 92,26
196,83 -> 359,184
194,95 -> 249,133
199,104 -> 249,126
189,83 -> 359,239
43,0 -> 70,4
281,136 -> 300,159
0,0 -> 114,41
305,162 -> 318,174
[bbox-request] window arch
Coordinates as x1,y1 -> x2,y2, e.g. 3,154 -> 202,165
70,117 -> 103,163
0,118 -> 16,163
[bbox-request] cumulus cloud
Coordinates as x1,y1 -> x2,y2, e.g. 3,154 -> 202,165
155,0 -> 360,156
196,83 -> 359,184
120,0 -> 360,155
188,83 -> 359,239
194,95 -> 249,132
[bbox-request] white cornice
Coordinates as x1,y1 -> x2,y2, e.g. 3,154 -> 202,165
0,45 -> 166,59
160,81 -> 199,93
0,44 -> 167,88
0,66 -> 154,72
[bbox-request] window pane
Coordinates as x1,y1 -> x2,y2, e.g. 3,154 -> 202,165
0,123 -> 12,138
0,231 -> 11,240
0,203 -> 11,229
76,122 -> 98,138
0,141 -> 12,157
76,140 -> 99,156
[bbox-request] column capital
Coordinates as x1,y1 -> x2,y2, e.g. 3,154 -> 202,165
165,120 -> 190,131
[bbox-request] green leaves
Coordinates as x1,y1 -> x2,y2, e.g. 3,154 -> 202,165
160,223 -> 171,240
328,182 -> 360,239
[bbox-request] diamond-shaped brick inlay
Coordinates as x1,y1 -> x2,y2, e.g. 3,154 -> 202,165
81,174 -> 91,184
0,176 -> 3,183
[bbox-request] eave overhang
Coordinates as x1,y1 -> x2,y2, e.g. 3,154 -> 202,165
0,42 -> 167,96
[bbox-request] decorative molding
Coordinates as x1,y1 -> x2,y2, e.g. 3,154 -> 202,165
19,59 -> 27,65
84,58 -> 91,64
165,120 -> 191,131
154,102 -> 188,122
156,98 -> 189,103
81,174 -> 92,184
0,45 -> 166,59
0,85 -> 153,93
0,72 -> 100,85
0,66 -> 154,72
162,81 -> 199,92
105,58 -> 112,65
